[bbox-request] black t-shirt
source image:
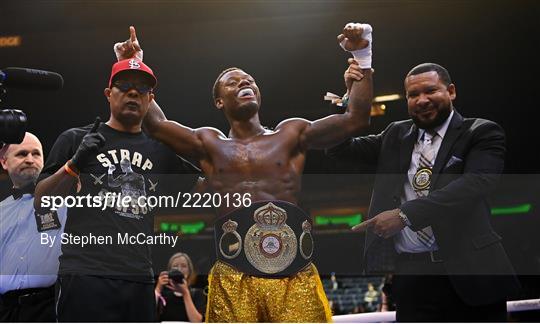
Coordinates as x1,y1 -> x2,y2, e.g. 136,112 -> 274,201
157,287 -> 206,321
42,123 -> 198,282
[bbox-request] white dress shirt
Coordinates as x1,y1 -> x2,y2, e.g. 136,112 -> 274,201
394,110 -> 454,253
0,193 -> 67,294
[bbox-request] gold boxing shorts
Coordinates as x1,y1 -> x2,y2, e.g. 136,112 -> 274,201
205,261 -> 332,322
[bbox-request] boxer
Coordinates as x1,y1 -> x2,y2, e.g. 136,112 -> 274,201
114,22 -> 373,322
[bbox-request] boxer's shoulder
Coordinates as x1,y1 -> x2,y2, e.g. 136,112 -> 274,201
276,117 -> 309,129
197,127 -> 226,140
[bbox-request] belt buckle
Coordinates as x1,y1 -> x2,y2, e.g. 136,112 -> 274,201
430,251 -> 443,263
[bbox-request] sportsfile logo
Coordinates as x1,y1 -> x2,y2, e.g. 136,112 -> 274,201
40,192 -> 252,210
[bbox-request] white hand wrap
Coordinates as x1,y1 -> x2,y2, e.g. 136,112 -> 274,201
113,42 -> 143,61
340,23 -> 373,69
113,42 -> 124,61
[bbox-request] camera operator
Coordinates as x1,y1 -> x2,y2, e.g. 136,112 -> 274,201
155,253 -> 205,322
0,132 -> 67,322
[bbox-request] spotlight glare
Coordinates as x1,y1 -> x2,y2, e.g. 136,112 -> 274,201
373,94 -> 401,103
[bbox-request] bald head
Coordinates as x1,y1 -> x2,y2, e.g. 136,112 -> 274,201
1,132 -> 43,188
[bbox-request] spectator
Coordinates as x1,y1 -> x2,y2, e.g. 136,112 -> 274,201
330,272 -> 340,291
363,282 -> 380,312
155,253 -> 206,322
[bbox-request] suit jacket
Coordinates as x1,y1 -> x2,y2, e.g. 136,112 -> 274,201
328,111 -> 519,305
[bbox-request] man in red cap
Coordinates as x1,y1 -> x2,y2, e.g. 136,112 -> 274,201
34,58 -> 198,321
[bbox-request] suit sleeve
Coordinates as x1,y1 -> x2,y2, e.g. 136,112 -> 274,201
325,123 -> 393,165
400,121 -> 505,230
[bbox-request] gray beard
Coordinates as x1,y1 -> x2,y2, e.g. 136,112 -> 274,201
12,172 -> 39,188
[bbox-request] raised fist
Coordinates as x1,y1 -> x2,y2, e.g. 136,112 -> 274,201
338,23 -> 371,51
337,23 -> 373,69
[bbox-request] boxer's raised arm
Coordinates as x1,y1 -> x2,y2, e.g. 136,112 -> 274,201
113,26 -> 209,160
296,23 -> 374,150
143,100 -> 208,160
114,26 -> 143,61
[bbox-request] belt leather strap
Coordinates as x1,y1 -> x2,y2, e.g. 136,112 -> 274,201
0,286 -> 54,307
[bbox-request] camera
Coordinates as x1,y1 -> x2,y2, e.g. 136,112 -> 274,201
0,109 -> 27,145
0,66 -> 64,146
168,269 -> 184,284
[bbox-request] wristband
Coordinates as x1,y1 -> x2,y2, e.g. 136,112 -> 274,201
64,161 -> 80,178
340,93 -> 349,108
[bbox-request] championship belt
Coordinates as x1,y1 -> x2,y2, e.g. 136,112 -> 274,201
214,200 -> 314,278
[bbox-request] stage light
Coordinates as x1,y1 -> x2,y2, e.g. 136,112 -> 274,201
491,203 -> 532,216
0,36 -> 22,48
373,94 -> 401,103
315,214 -> 363,227
160,221 -> 206,234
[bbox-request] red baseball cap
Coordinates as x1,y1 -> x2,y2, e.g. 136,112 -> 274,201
108,58 -> 157,88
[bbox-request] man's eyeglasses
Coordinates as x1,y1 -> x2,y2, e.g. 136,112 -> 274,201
112,81 -> 153,94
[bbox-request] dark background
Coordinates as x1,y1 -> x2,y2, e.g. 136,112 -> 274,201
1,0 -> 539,297
1,0 -> 539,173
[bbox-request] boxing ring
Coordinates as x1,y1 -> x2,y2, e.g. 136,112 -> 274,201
332,299 -> 540,322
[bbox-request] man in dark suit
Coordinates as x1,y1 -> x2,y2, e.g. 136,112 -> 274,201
328,63 -> 520,321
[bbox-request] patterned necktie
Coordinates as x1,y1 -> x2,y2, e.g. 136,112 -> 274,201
414,131 -> 437,248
